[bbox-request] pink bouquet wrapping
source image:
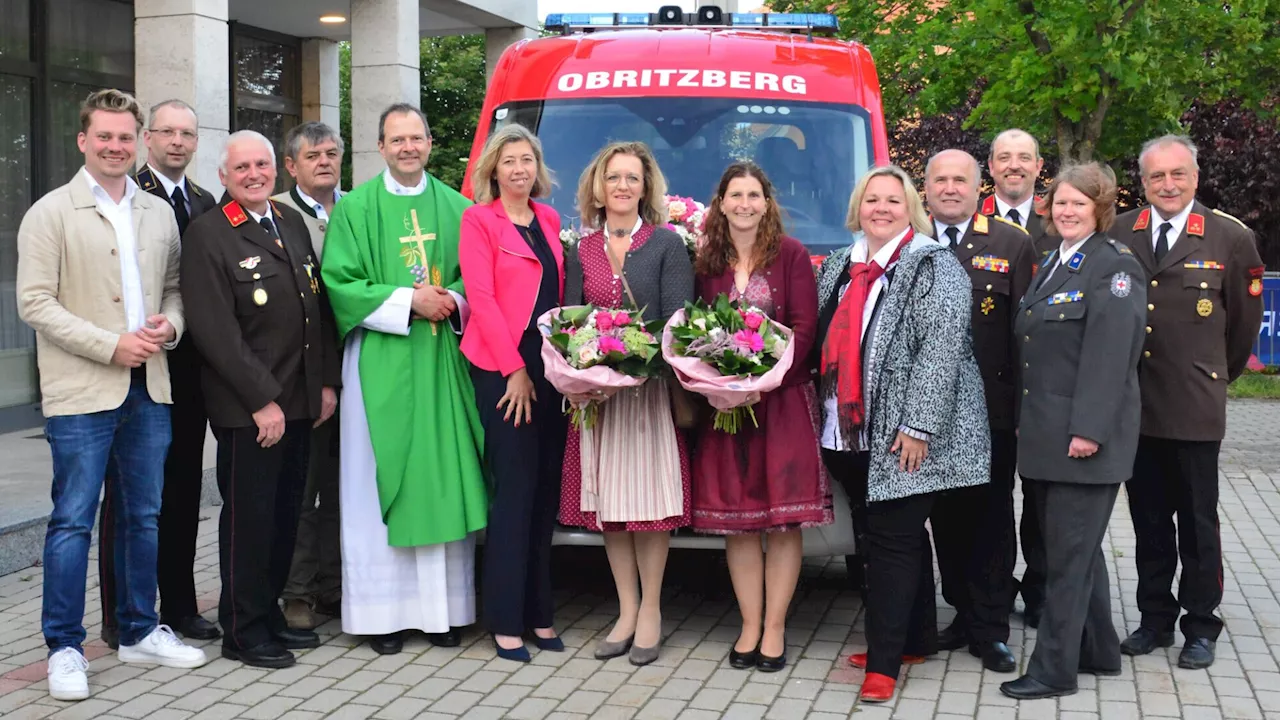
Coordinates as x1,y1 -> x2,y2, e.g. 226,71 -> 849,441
661,295 -> 796,433
537,305 -> 662,429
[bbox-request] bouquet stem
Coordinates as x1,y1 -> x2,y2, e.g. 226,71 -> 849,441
713,405 -> 759,434
568,401 -> 599,430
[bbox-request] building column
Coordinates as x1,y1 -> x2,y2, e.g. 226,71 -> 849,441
484,27 -> 538,84
301,39 -> 341,131
133,0 -> 231,192
351,0 -> 420,184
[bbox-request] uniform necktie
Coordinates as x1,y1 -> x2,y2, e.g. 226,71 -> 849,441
259,216 -> 283,249
1155,222 -> 1172,263
1007,209 -> 1021,226
171,186 -> 190,236
945,226 -> 960,249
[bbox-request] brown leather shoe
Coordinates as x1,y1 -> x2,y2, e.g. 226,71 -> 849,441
283,599 -> 323,631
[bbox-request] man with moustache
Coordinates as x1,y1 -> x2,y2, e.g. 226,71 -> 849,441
321,103 -> 486,655
1113,135 -> 1264,669
17,89 -> 208,702
980,128 -> 1050,627
272,121 -> 346,630
97,98 -> 219,650
926,149 -> 1036,672
181,130 -> 340,668
982,129 -> 1052,259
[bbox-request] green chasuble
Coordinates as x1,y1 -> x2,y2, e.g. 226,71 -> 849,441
321,171 -> 487,547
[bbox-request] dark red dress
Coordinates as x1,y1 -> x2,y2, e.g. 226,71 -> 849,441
691,237 -> 833,534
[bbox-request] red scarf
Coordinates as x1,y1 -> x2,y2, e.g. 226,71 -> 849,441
820,228 -> 913,444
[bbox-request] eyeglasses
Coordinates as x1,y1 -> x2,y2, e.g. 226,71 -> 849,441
150,128 -> 197,142
605,173 -> 643,188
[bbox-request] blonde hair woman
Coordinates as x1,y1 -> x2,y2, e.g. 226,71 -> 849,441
458,123 -> 566,662
558,141 -> 693,667
815,165 -> 989,703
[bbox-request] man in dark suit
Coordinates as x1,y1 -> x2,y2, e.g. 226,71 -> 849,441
98,99 -> 219,649
1112,135 -> 1264,670
979,128 -> 1050,628
180,130 -> 340,669
925,150 -> 1035,673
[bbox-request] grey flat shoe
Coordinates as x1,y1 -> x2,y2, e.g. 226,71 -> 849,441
629,643 -> 659,666
594,635 -> 634,660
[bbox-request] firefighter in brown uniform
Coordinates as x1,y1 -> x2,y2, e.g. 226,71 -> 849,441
925,150 -> 1036,672
180,130 -> 340,668
980,128 -> 1051,626
1112,135 -> 1264,670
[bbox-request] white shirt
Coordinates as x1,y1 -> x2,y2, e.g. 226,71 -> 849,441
1150,202 -> 1194,253
383,169 -> 427,196
1039,233 -> 1093,287
821,227 -> 912,452
933,217 -> 972,248
995,195 -> 1035,229
146,164 -> 191,215
296,185 -> 342,222
85,171 -> 146,333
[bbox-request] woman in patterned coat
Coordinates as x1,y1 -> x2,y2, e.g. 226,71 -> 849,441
559,141 -> 695,667
814,165 -> 990,704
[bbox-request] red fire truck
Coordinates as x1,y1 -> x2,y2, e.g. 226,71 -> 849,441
462,5 -> 892,256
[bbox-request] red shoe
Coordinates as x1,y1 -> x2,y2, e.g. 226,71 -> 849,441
847,652 -> 927,669
860,672 -> 896,703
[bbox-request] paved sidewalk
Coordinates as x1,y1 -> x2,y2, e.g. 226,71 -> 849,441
3,400 -> 1280,719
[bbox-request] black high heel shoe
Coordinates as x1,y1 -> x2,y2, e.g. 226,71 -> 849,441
492,635 -> 531,663
531,633 -> 564,652
729,643 -> 760,670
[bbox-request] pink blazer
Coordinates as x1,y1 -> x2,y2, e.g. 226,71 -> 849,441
459,199 -> 564,375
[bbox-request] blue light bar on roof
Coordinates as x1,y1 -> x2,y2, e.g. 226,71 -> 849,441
544,10 -> 838,32
761,13 -> 837,28
733,13 -> 765,26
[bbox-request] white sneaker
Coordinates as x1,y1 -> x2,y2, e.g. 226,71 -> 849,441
47,648 -> 89,701
118,625 -> 209,669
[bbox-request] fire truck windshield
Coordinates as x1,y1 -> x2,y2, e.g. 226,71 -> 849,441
489,96 -> 875,254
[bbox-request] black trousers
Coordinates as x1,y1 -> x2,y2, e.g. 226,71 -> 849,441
1026,479 -> 1121,690
1127,435 -> 1224,641
213,421 -> 310,650
828,450 -> 939,679
821,448 -> 869,586
472,332 -> 566,637
1019,474 -> 1047,612
99,361 -> 207,631
932,429 -> 1016,643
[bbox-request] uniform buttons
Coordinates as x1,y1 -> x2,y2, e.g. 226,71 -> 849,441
986,284 -> 993,291
1026,310 -> 1032,317
1211,371 -> 1219,379
112,296 -> 121,302
1023,389 -> 1029,395
1148,303 -> 1155,311
1024,362 -> 1029,368
305,343 -> 310,350
1024,335 -> 1030,342
299,292 -> 304,298
1200,282 -> 1208,289
1146,326 -> 1152,334
110,248 -> 117,256
1058,313 -> 1065,319
1143,350 -> 1151,358
1151,280 -> 1159,288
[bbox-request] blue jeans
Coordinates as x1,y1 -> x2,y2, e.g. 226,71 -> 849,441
42,376 -> 171,653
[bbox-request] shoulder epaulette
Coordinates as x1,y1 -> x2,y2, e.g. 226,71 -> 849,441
979,195 -> 996,216
1107,238 -> 1134,256
188,180 -> 203,197
1033,195 -> 1046,216
972,214 -> 989,234
1212,208 -> 1249,230
991,215 -> 1029,235
1131,207 -> 1151,232
1187,212 -> 1205,237
222,200 -> 248,227
135,166 -> 157,192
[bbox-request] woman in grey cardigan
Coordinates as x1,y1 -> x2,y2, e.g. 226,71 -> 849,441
815,165 -> 990,704
558,141 -> 695,667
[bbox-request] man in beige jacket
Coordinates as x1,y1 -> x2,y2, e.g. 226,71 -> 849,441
272,121 -> 345,631
16,89 -> 208,702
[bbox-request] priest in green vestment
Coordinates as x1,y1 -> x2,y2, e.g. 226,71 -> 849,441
320,103 -> 485,653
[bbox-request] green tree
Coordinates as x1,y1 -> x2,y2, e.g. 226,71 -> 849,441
779,0 -> 1280,163
338,34 -> 488,191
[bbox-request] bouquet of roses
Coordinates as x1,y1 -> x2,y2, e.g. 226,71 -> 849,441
663,193 -> 708,258
539,305 -> 664,429
662,294 -> 795,433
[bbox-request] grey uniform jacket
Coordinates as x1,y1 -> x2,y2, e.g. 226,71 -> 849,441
1014,233 -> 1147,485
817,236 -> 991,503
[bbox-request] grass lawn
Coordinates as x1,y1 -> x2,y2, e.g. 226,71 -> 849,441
1229,373 -> 1280,399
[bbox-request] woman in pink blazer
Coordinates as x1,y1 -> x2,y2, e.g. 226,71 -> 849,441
458,124 -> 566,663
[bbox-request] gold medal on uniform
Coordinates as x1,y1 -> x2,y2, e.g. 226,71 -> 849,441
1197,297 -> 1213,317
253,287 -> 268,306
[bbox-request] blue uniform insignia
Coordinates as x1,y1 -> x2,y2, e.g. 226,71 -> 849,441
1066,252 -> 1085,271
1048,290 -> 1084,305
